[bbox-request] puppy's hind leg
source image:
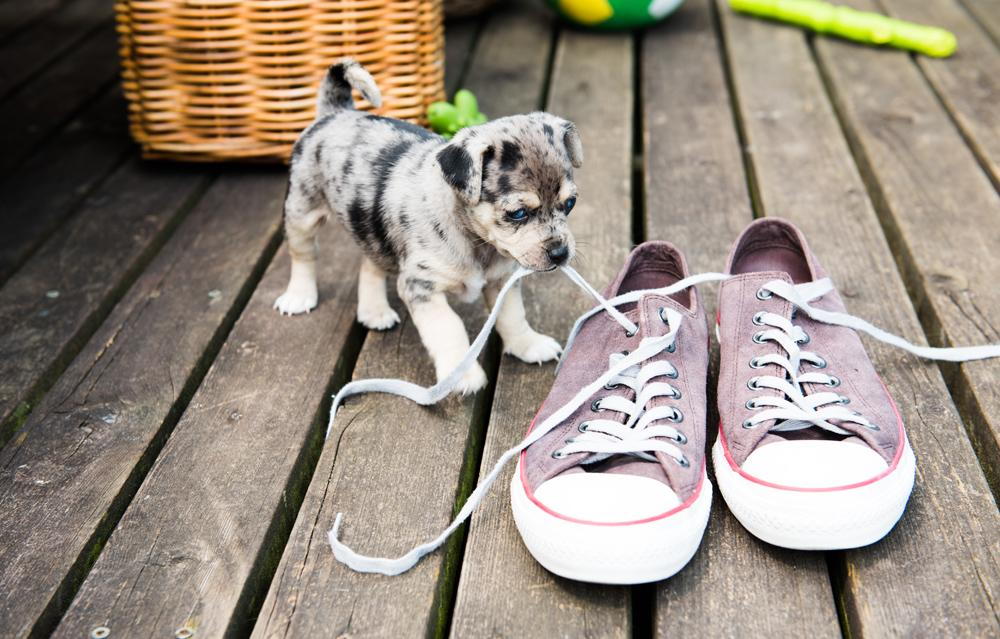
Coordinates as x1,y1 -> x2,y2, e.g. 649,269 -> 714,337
275,199 -> 327,315
356,257 -> 399,330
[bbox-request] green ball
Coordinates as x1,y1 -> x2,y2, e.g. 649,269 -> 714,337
546,0 -> 685,29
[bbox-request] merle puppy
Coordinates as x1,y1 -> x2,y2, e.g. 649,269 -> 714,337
275,59 -> 583,393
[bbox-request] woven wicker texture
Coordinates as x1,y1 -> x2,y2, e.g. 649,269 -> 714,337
115,0 -> 445,162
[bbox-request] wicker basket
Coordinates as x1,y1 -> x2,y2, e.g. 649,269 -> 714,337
115,0 -> 445,162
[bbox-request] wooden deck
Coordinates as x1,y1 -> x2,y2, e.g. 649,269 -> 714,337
1,0 -> 999,636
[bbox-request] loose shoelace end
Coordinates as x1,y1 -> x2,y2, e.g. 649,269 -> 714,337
329,512 -> 428,576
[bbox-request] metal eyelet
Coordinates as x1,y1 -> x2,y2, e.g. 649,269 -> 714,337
621,350 -> 630,356
749,357 -> 765,369
812,357 -> 827,369
666,369 -> 679,379
625,327 -> 638,337
752,311 -> 766,326
666,342 -> 677,353
578,422 -> 589,432
674,431 -> 688,444
742,419 -> 756,429
669,408 -> 684,423
745,398 -> 759,410
797,332 -> 811,345
591,399 -> 604,412
552,449 -> 567,459
604,382 -> 621,390
825,376 -> 841,388
747,376 -> 761,391
756,288 -> 773,300
671,389 -> 683,400
658,307 -> 669,324
865,423 -> 881,431
677,455 -> 691,468
836,395 -> 851,405
752,331 -> 767,344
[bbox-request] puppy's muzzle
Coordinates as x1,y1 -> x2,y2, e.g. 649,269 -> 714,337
546,243 -> 570,267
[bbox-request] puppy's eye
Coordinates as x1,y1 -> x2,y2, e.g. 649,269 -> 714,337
562,197 -> 577,214
506,208 -> 529,222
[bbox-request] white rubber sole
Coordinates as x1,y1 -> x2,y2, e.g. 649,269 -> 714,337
713,437 -> 916,550
510,463 -> 712,584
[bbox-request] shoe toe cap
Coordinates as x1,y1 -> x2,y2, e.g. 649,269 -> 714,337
533,472 -> 681,523
741,440 -> 889,489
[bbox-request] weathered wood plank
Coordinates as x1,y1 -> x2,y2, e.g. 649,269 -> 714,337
645,2 -> 841,635
0,87 -> 130,285
0,171 -> 285,639
444,16 -> 482,97
0,0 -> 111,98
876,0 -> 1000,189
52,189 -> 364,639
0,161 -> 209,447
958,0 -> 1000,46
0,22 -> 119,174
450,26 -> 634,638
722,3 -> 1000,635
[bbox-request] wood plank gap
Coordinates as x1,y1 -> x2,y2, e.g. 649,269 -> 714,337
631,34 -> 646,247
956,0 -> 1000,49
0,0 -> 67,44
0,170 -> 215,448
443,15 -> 487,98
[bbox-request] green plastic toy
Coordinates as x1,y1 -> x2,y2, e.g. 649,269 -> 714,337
427,89 -> 488,139
729,0 -> 956,58
545,0 -> 685,30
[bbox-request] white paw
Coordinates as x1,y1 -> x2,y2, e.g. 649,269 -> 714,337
504,331 -> 562,364
444,362 -> 488,395
274,286 -> 318,315
357,305 -> 400,331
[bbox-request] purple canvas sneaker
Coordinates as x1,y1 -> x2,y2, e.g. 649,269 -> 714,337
713,218 -> 915,550
511,242 -> 713,584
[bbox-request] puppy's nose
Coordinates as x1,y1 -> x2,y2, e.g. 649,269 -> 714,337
546,244 -> 570,265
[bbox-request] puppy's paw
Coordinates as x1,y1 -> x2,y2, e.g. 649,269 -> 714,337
444,362 -> 488,395
357,304 -> 400,331
504,331 -> 562,364
274,286 -> 318,316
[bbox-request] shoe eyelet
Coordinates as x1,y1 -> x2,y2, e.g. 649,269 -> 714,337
604,382 -> 621,390
745,398 -> 759,410
865,423 -> 881,431
756,288 -> 773,300
812,357 -> 827,369
669,409 -> 684,423
749,357 -> 765,369
621,350 -> 630,356
836,395 -> 851,405
825,376 -> 841,388
677,455 -> 691,468
552,449 -> 567,459
671,389 -> 683,400
752,311 -> 766,326
625,327 -> 638,337
674,432 -> 688,444
752,331 -> 767,344
591,399 -> 604,412
666,369 -> 679,379
747,376 -> 761,391
742,419 -> 757,429
658,307 -> 669,324
666,342 -> 677,353
578,422 -> 589,432
797,332 -> 811,345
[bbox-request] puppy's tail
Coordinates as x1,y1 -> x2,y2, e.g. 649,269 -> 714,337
316,58 -> 382,119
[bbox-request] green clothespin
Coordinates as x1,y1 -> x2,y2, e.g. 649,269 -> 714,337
428,89 -> 488,139
729,0 -> 957,58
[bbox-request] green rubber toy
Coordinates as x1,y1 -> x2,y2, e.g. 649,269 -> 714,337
729,0 -> 957,58
428,89 -> 488,139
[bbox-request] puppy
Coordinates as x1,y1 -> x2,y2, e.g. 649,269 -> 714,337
275,59 -> 583,394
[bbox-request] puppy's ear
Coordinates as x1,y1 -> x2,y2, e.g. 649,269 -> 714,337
561,120 -> 584,168
436,130 -> 491,205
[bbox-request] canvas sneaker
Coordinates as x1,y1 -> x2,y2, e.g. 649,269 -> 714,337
510,242 -> 714,584
713,218 -> 917,549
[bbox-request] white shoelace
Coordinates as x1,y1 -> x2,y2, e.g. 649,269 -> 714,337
326,268 -> 1000,576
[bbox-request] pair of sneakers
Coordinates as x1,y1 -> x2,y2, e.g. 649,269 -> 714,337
512,218 -> 916,584
328,217 -> 998,581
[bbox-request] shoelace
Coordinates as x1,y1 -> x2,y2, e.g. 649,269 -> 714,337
326,268 -> 1000,576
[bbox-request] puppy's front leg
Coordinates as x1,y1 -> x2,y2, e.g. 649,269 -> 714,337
400,280 -> 487,394
484,280 -> 562,364
356,257 -> 400,330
